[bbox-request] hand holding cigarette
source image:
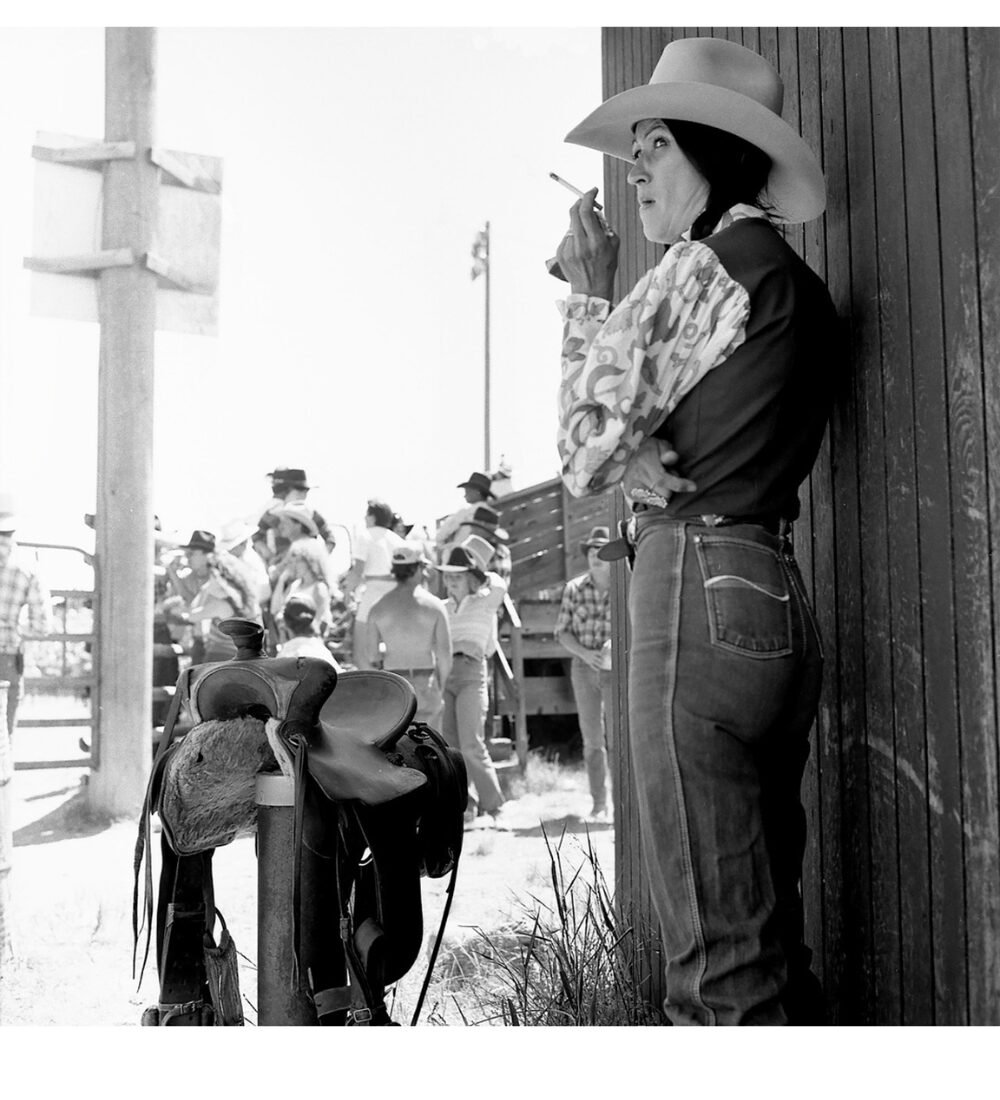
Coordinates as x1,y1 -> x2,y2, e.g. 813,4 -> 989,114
547,171 -> 619,291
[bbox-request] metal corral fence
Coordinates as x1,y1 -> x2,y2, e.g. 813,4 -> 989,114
16,542 -> 97,771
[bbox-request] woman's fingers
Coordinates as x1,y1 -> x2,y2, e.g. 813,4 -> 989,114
623,438 -> 697,506
570,192 -> 604,244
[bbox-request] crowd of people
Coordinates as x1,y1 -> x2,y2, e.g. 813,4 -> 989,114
152,460 -> 615,828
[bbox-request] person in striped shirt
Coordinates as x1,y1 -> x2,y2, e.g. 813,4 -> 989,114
439,535 -> 508,824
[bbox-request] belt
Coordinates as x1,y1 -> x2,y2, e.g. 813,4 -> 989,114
599,513 -> 789,563
686,513 -> 788,535
452,651 -> 481,661
387,667 -> 436,677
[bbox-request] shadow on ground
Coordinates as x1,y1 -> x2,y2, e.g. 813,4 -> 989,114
13,786 -> 117,846
509,813 -> 614,839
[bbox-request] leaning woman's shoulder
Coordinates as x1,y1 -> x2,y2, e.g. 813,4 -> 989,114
646,237 -> 745,299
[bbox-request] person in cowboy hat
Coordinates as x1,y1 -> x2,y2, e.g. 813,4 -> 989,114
451,504 -> 512,584
268,501 -> 333,649
555,526 -> 614,823
218,518 -> 270,606
438,534 -> 510,825
367,542 -> 452,727
0,501 -> 54,741
164,530 -> 261,664
253,466 -> 335,566
554,37 -> 835,1025
434,470 -> 497,552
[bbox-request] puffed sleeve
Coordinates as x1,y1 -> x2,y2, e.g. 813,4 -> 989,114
556,240 -> 750,498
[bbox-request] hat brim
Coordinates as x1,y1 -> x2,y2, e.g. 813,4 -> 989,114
457,481 -> 496,498
582,541 -> 610,552
467,523 -> 509,543
565,82 -> 826,225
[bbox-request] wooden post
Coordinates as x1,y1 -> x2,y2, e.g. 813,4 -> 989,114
87,28 -> 158,816
256,775 -> 316,1025
0,681 -> 12,997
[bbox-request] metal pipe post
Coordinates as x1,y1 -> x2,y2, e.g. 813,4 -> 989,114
255,773 -> 315,1025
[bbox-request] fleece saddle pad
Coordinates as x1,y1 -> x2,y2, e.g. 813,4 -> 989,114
158,715 -> 276,855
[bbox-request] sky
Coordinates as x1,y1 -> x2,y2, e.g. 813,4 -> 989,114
0,20 -> 605,572
0,4 -> 970,575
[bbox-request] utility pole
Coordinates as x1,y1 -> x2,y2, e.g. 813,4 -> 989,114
483,220 -> 491,472
88,28 -> 158,816
471,223 -> 491,471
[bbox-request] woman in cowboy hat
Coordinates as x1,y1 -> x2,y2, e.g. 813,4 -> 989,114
438,535 -> 509,824
554,37 -> 836,1025
269,535 -> 334,645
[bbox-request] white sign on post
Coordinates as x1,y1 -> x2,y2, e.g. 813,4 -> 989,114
26,132 -> 222,337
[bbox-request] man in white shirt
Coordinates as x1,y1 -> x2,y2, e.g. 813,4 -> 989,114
342,499 -> 405,669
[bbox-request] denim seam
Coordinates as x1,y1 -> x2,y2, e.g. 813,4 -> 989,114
662,523 -> 716,1025
784,555 -> 826,663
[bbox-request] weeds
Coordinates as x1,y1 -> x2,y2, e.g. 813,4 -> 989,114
509,750 -> 580,799
427,826 -> 664,1026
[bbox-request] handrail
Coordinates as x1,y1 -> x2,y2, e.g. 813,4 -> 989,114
492,645 -> 517,688
501,592 -> 522,630
19,540 -> 95,568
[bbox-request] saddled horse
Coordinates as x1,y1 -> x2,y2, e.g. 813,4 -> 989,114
133,618 -> 467,1025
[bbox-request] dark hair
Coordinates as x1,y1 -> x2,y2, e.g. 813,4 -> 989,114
283,600 -> 316,635
662,119 -> 773,240
366,499 -> 394,529
391,561 -> 421,583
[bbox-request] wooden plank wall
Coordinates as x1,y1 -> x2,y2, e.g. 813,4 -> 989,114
601,26 -> 1000,1025
494,477 -> 611,601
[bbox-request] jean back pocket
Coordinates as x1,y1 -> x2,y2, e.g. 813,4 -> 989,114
694,534 -> 793,658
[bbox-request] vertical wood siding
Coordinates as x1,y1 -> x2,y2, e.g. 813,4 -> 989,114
600,26 -> 1000,1025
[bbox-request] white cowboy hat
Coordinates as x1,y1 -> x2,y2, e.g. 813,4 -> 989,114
218,519 -> 255,551
564,37 -> 825,225
274,500 -> 319,538
437,534 -> 494,576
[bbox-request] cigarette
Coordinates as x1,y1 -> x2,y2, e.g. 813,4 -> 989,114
549,172 -> 604,211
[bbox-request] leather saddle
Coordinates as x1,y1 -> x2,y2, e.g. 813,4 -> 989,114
133,618 -> 466,1026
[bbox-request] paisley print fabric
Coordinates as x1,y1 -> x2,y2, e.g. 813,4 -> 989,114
557,206 -> 761,498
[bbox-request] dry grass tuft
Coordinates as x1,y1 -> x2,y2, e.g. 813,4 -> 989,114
420,826 -> 664,1026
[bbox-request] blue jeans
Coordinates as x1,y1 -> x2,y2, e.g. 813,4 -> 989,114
628,516 -> 825,1025
441,654 -> 505,815
570,658 -> 613,810
0,650 -> 24,741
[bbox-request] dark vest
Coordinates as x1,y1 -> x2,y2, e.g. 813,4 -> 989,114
653,218 -> 840,522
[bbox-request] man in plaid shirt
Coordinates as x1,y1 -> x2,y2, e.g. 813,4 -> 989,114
0,507 -> 53,740
555,525 -> 614,821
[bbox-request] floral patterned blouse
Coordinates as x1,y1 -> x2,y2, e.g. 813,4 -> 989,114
557,205 -> 765,498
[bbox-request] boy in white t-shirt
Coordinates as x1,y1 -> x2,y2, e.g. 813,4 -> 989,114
279,594 -> 340,669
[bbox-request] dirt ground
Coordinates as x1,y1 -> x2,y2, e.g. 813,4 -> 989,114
0,758 -> 613,1027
